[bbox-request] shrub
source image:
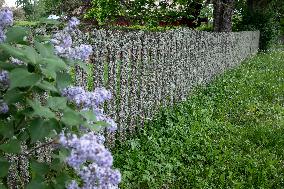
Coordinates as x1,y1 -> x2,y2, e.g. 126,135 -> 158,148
0,9 -> 121,188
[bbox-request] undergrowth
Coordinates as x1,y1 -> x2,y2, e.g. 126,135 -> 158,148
113,51 -> 284,188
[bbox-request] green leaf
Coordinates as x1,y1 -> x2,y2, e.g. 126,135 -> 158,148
0,122 -> 14,139
0,50 -> 10,61
0,139 -> 21,154
0,159 -> 10,177
24,46 -> 41,65
5,26 -> 28,44
9,68 -> 41,89
30,160 -> 49,178
41,58 -> 67,78
52,149 -> 70,164
47,97 -> 67,111
35,41 -> 55,58
61,109 -> 84,126
28,118 -> 51,143
80,110 -> 97,122
4,89 -> 25,104
43,58 -> 67,70
0,44 -> 25,60
0,183 -> 7,189
0,61 -> 21,71
26,179 -> 47,189
28,100 -> 56,119
35,80 -> 58,93
52,172 -> 70,189
56,72 -> 73,90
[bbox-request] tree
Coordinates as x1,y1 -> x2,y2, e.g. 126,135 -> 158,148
233,0 -> 284,49
212,0 -> 235,32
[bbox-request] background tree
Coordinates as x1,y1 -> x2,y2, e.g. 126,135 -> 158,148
204,0 -> 234,32
212,0 -> 234,32
233,0 -> 283,49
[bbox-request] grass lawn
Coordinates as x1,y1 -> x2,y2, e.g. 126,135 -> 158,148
113,51 -> 284,188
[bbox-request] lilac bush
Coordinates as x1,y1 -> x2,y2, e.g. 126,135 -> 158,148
0,9 -> 121,189
53,17 -> 120,189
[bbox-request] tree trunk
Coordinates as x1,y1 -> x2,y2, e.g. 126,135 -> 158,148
213,0 -> 235,32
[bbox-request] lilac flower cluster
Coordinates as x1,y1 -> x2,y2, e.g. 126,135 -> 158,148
71,44 -> 93,61
62,86 -> 111,109
0,8 -> 13,43
0,100 -> 8,114
59,132 -> 121,189
51,17 -> 92,61
56,17 -> 120,188
61,86 -> 117,132
0,70 -> 9,89
50,31 -> 73,57
65,17 -> 80,32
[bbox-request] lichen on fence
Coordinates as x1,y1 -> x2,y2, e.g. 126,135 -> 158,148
76,28 -> 260,142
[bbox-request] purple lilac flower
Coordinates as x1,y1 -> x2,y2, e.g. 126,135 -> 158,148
0,9 -> 13,27
93,87 -> 112,104
60,132 -> 121,188
62,86 -> 85,103
0,102 -> 8,114
66,17 -> 80,32
70,44 -> 93,61
87,164 -> 121,187
62,86 -> 112,109
66,180 -> 79,189
93,108 -> 117,132
0,70 -> 9,88
62,86 -> 117,132
60,132 -> 114,168
0,8 -> 13,43
73,163 -> 121,189
105,118 -> 117,132
51,31 -> 72,57
51,18 -> 94,62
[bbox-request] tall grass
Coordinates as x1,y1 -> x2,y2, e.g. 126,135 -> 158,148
113,51 -> 284,188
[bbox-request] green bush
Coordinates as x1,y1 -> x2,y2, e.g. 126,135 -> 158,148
233,10 -> 280,50
113,51 -> 284,188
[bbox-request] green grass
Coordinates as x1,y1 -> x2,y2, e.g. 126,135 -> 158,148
113,51 -> 284,188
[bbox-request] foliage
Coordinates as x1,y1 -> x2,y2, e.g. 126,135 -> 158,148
36,0 -> 86,17
0,9 -> 121,188
11,7 -> 26,21
233,9 -> 280,50
85,0 -> 203,27
16,0 -> 36,19
233,0 -> 284,50
106,24 -> 182,32
196,23 -> 213,31
86,0 -> 123,25
113,51 -> 284,188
